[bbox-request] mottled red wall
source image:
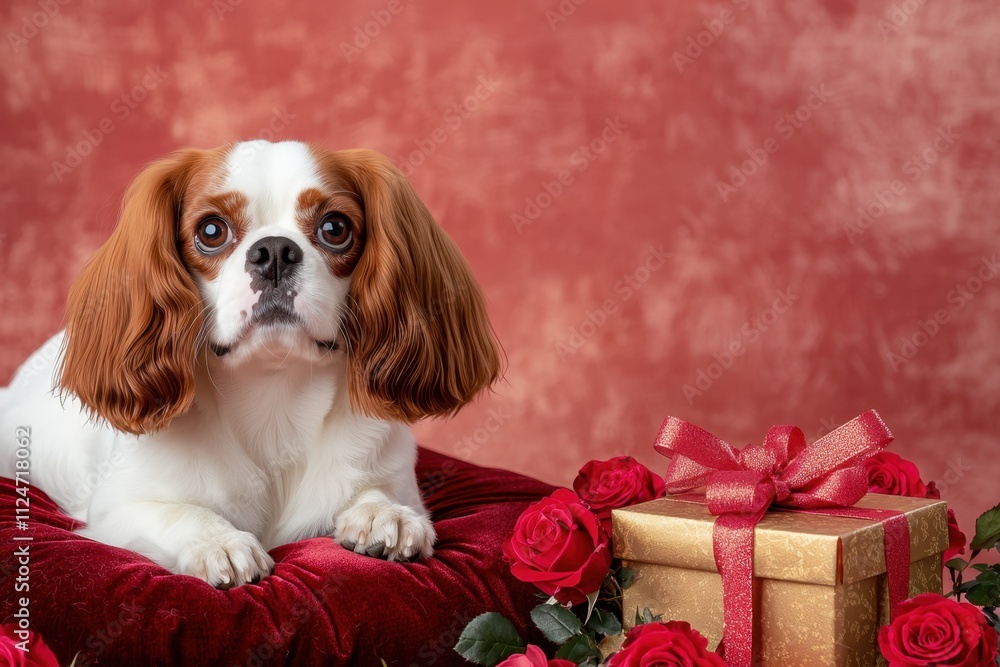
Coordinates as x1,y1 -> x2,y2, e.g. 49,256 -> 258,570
1,1 -> 997,539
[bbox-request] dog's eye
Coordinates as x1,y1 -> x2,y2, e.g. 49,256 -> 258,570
317,213 -> 353,254
195,217 -> 232,254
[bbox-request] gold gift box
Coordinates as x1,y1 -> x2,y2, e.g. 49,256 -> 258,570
612,494 -> 948,667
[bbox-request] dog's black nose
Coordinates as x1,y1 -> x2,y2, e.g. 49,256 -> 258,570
246,236 -> 303,288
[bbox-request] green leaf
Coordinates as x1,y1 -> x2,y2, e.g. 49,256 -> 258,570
955,580 -> 979,593
530,604 -> 582,645
971,504 -> 1000,551
946,557 -> 969,572
587,607 -> 623,636
638,607 -> 663,625
618,567 -> 635,589
454,612 -> 525,666
965,582 -> 1000,607
963,567 -> 1000,607
554,633 -> 600,662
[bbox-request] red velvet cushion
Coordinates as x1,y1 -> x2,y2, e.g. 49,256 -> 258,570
0,448 -> 554,665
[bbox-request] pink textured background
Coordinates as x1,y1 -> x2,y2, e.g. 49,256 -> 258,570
1,0 -> 997,541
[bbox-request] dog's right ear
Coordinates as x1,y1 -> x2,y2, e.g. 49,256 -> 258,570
59,149 -> 210,435
317,148 -> 502,423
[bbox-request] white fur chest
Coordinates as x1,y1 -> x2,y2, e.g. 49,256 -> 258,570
189,352 -> 400,547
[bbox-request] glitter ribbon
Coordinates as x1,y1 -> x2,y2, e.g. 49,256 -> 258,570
655,410 -> 909,667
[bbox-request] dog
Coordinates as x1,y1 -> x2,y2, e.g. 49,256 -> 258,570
0,141 -> 500,588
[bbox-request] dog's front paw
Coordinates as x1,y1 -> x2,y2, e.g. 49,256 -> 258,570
177,530 -> 274,588
334,502 -> 435,561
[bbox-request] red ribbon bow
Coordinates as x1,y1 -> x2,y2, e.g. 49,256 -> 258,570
654,410 -> 909,667
656,409 -> 892,517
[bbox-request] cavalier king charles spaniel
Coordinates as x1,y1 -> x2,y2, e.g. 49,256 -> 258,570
0,141 -> 500,587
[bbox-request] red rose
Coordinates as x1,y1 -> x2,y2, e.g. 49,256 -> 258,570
944,508 -> 967,562
496,645 -> 576,667
864,453 -> 968,563
0,626 -> 60,667
608,621 -> 726,667
573,457 -> 666,533
865,452 -> 932,498
502,488 -> 612,605
878,593 -> 997,666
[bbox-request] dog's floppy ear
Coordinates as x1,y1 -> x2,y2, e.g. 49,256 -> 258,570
323,148 -> 502,422
59,149 -> 209,435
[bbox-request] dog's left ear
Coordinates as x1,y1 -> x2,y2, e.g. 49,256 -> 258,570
318,148 -> 502,422
59,149 -> 208,435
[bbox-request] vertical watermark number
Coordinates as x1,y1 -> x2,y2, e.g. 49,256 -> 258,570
11,426 -> 33,651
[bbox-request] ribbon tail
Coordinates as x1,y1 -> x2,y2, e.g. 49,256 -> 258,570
881,513 -> 911,619
713,511 -> 762,667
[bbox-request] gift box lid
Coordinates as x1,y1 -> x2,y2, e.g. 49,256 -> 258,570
612,493 -> 948,587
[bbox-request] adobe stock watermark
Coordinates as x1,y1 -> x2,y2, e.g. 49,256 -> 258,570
877,0 -> 926,38
555,245 -> 671,361
715,84 -> 833,202
227,107 -> 297,177
10,427 -> 33,651
419,406 -> 514,497
927,456 -> 972,498
9,336 -> 61,386
681,288 -> 799,404
241,569 -> 351,667
452,405 -> 513,461
50,65 -> 170,182
887,255 -> 998,372
212,0 -> 242,20
672,0 -> 752,73
339,0 -> 414,61
63,441 -> 140,510
14,277 -> 141,386
72,603 -> 143,667
394,75 -> 500,177
512,116 -> 629,233
811,416 -> 840,441
844,126 -> 959,244
452,407 -> 512,461
7,0 -> 72,53
544,0 -> 586,31
406,610 -> 478,667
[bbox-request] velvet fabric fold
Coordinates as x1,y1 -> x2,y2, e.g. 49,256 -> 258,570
0,448 -> 554,666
